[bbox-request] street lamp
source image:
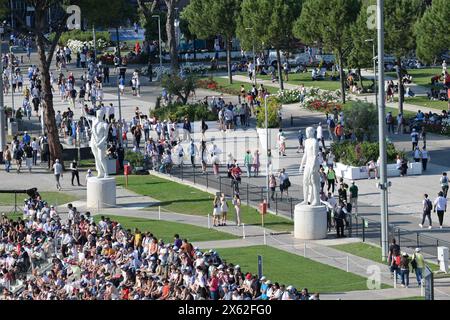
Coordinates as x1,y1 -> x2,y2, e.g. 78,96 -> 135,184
365,39 -> 378,109
264,94 -> 270,207
245,27 -> 257,86
376,0 -> 389,262
152,15 -> 163,79
0,22 -> 5,155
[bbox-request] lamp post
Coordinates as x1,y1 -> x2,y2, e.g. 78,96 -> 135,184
115,27 -> 123,144
365,39 -> 378,108
152,15 -> 163,79
264,94 -> 270,207
245,27 -> 257,86
0,23 -> 5,155
377,0 -> 389,262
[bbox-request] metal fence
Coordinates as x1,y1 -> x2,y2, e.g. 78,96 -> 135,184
165,165 -> 299,220
350,213 -> 450,260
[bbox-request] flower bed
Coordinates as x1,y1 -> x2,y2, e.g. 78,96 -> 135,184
275,89 -> 302,104
299,87 -> 342,113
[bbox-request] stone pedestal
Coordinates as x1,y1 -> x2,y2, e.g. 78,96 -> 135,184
86,177 -> 116,209
294,204 -> 327,240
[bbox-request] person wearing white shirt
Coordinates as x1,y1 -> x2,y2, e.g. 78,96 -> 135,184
421,147 -> 429,171
31,138 -> 39,165
317,123 -> 325,149
53,159 -> 63,191
434,192 -> 447,229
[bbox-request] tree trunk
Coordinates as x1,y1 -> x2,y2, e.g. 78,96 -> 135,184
276,49 -> 284,91
35,35 -> 62,167
226,36 -> 232,85
165,0 -> 179,73
338,51 -> 346,104
193,37 -> 197,61
396,57 -> 404,115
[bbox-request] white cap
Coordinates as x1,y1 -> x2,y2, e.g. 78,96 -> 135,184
260,276 -> 266,281
235,265 -> 240,269
415,248 -> 421,252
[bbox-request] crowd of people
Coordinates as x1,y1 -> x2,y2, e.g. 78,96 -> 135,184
0,192 -> 318,300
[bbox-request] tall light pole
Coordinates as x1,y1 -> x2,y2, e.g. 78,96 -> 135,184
365,39 -> 378,109
245,27 -> 257,86
377,0 -> 389,262
152,15 -> 163,79
115,27 -> 123,144
0,24 -> 5,155
264,94 -> 270,207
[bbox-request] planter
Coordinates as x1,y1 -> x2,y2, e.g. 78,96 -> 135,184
334,161 -> 422,180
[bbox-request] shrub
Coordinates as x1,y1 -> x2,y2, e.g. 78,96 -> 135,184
343,101 -> 378,141
275,89 -> 302,104
256,97 -> 281,128
125,151 -> 144,170
331,141 -> 405,167
50,30 -> 111,46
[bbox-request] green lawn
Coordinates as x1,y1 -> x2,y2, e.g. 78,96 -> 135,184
0,192 -> 77,207
217,245 -> 388,293
94,215 -> 237,242
393,296 -> 425,300
332,242 -> 440,272
393,96 -> 447,111
204,76 -> 279,95
116,175 -> 294,232
386,68 -> 442,89
385,106 -> 416,119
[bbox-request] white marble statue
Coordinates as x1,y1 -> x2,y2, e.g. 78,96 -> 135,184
299,126 -> 321,206
86,109 -> 109,178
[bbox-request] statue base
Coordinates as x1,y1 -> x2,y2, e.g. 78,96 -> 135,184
86,177 -> 116,209
294,204 -> 327,240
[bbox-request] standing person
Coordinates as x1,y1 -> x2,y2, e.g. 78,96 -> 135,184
220,193 -> 228,226
411,129 -> 419,151
24,143 -> 33,173
388,238 -> 401,268
413,146 -> 421,163
212,194 -> 221,227
278,129 -> 286,156
31,137 -> 39,165
349,181 -> 358,214
14,144 -> 23,173
419,194 -> 433,229
433,191 -> 447,229
399,252 -> 410,288
269,174 -> 277,201
297,130 -> 305,153
200,141 -> 207,174
317,123 -> 325,149
201,119 -> 208,139
440,172 -> 449,198
411,248 -> 425,287
189,140 -> 197,168
53,159 -> 63,191
335,201 -> 347,238
278,169 -> 290,200
3,145 -> 12,172
70,160 -> 81,186
421,146 -> 429,171
252,150 -> 260,177
244,150 -> 253,178
326,166 -> 336,194
386,112 -> 394,134
183,118 -> 192,142
233,194 -> 242,226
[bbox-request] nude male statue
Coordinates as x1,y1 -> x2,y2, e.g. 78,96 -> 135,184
299,126 -> 321,206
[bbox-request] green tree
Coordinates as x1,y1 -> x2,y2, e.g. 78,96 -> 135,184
182,0 -> 241,85
343,101 -> 378,141
384,0 -> 425,115
294,0 -> 360,104
348,1 -> 377,92
415,0 -> 450,65
161,75 -> 197,105
237,0 -> 302,90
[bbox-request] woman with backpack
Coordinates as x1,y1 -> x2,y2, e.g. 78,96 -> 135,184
420,194 -> 433,229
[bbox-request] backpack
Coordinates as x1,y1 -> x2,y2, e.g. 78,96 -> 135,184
425,199 -> 432,212
411,254 -> 417,270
